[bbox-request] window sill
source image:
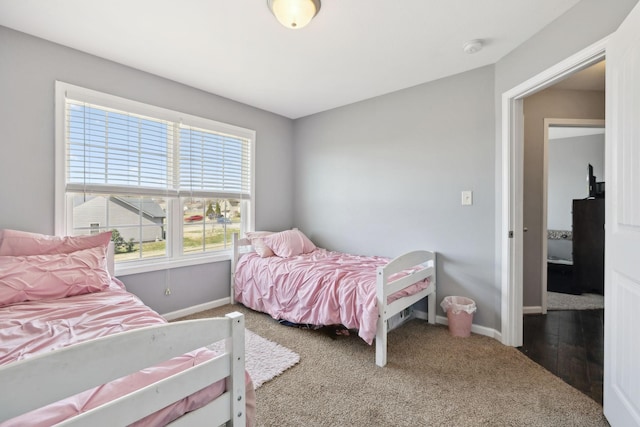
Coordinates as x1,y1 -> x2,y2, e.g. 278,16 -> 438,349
114,251 -> 232,277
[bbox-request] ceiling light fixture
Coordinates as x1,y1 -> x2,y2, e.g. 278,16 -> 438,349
267,0 -> 321,30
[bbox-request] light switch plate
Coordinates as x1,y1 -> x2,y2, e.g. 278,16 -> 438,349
462,190 -> 473,206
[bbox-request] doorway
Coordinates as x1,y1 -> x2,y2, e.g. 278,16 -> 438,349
516,61 -> 606,404
500,54 -> 608,406
499,38 -> 607,348
500,38 -> 609,405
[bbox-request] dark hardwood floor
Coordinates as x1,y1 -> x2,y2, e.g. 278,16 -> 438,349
519,309 -> 604,405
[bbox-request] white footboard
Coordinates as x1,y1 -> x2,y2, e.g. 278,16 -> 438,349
375,250 -> 437,367
0,312 -> 246,426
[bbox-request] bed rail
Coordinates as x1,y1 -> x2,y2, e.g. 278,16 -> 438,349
0,312 -> 246,426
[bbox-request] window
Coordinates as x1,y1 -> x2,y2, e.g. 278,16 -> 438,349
55,82 -> 255,274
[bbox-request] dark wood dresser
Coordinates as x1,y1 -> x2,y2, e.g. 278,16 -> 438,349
572,198 -> 605,294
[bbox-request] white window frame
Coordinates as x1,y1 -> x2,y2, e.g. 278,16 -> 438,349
54,81 -> 255,276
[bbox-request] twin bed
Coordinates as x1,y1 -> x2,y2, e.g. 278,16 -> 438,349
231,229 -> 437,367
0,229 -> 253,426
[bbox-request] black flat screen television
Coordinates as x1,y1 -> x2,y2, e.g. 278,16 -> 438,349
588,163 -> 605,198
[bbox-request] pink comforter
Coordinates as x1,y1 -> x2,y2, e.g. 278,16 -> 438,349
0,280 -> 240,426
234,249 -> 430,344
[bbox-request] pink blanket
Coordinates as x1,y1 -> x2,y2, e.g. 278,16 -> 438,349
234,249 -> 430,344
0,281 -> 247,426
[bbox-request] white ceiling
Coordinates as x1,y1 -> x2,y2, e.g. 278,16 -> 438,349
0,0 -> 582,119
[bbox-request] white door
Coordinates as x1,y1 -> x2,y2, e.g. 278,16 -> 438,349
604,2 -> 640,426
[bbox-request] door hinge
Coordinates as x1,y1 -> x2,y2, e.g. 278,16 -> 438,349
508,231 -> 514,238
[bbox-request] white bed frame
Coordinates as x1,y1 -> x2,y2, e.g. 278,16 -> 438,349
0,243 -> 247,426
231,233 -> 436,368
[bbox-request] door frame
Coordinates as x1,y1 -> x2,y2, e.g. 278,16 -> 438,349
500,37 -> 609,346
542,118 -> 605,313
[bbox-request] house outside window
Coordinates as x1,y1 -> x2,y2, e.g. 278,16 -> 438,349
55,82 -> 255,275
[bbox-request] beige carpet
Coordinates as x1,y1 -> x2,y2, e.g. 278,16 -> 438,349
547,291 -> 605,310
179,304 -> 609,427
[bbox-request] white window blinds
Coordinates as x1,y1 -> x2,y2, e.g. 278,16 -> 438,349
66,101 -> 176,196
64,100 -> 252,200
179,126 -> 251,199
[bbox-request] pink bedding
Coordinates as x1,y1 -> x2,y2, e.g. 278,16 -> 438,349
234,248 -> 430,344
0,279 -> 250,426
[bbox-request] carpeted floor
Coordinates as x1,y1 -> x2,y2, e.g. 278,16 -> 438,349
547,291 -> 604,310
178,304 -> 609,427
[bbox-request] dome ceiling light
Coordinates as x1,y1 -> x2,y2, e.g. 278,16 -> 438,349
267,0 -> 321,30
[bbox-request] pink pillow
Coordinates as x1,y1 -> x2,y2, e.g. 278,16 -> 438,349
0,246 -> 112,307
263,229 -> 316,258
245,231 -> 274,240
245,231 -> 275,258
0,229 -> 112,256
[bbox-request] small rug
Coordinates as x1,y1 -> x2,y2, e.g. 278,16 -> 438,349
208,329 -> 299,388
547,291 -> 604,310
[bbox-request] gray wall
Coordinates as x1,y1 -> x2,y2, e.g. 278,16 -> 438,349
494,0 -> 637,316
522,89 -> 604,306
0,26 -> 295,314
293,66 -> 497,329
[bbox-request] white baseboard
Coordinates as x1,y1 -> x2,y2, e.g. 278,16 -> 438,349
523,306 -> 542,314
162,297 -> 231,321
414,309 -> 502,341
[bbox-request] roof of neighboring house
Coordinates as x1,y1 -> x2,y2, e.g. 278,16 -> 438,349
112,196 -> 166,218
